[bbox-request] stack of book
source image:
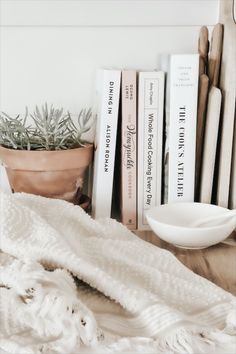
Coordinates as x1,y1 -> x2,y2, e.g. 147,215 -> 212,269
91,23 -> 236,230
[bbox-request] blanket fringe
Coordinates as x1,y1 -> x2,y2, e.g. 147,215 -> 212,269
103,323 -> 236,354
225,302 -> 236,335
1,192 -> 236,354
156,326 -> 236,354
1,315 -> 235,354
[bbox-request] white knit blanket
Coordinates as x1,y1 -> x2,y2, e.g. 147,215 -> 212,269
0,192 -> 236,354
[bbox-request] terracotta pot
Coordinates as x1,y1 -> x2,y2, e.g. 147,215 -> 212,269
0,145 -> 93,204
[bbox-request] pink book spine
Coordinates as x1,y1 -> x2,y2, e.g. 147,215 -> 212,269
121,70 -> 137,230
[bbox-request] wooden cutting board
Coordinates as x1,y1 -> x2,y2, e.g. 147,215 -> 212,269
195,74 -> 209,200
200,86 -> 222,203
217,0 -> 236,207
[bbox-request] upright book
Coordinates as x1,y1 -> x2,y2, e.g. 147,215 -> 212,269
138,71 -> 165,230
92,69 -> 121,219
168,54 -> 199,203
121,70 -> 137,230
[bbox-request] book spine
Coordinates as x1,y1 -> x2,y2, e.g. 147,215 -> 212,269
92,69 -> 121,219
121,70 -> 137,230
168,55 -> 199,203
138,72 -> 165,230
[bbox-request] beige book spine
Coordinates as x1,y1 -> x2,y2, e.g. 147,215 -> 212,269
121,70 -> 137,229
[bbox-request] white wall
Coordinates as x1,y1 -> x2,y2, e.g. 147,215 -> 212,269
0,0 -> 219,116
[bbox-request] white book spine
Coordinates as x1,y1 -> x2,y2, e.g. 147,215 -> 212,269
138,72 -> 165,230
168,55 -> 199,203
92,69 -> 121,219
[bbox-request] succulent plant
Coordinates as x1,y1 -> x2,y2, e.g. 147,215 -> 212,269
0,104 -> 94,151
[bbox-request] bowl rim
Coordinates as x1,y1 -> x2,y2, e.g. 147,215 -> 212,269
145,202 -> 235,231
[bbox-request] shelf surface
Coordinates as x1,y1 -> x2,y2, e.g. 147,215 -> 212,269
136,230 -> 236,296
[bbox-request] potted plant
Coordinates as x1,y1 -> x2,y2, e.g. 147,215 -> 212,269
0,103 -> 94,208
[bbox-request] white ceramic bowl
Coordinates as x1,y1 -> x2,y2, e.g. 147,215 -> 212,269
146,203 -> 236,249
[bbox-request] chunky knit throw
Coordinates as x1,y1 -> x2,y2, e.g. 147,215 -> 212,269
0,192 -> 235,354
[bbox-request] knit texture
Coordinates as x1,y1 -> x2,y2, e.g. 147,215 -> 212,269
0,192 -> 235,354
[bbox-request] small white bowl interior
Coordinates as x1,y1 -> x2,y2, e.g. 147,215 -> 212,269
146,203 -> 236,249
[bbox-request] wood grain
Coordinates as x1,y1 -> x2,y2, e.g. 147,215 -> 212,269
198,26 -> 209,76
208,23 -> 223,87
200,86 -> 222,203
135,230 -> 236,295
195,74 -> 209,200
229,115 -> 236,209
217,0 -> 236,207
